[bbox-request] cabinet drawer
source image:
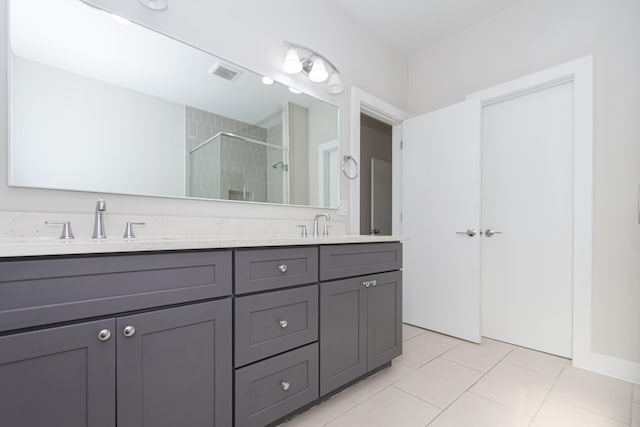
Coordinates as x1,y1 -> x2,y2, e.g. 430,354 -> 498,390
235,343 -> 319,427
0,250 -> 232,333
235,285 -> 318,367
319,242 -> 402,281
235,247 -> 318,294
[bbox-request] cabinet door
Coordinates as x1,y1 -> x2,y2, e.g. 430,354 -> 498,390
0,319 -> 116,427
319,277 -> 367,395
116,299 -> 232,427
367,271 -> 403,370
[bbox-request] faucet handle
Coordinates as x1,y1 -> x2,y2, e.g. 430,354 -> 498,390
45,221 -> 75,240
323,224 -> 331,237
123,222 -> 146,239
297,225 -> 308,238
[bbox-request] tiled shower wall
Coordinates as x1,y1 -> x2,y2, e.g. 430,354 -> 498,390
219,134 -> 267,202
185,106 -> 267,153
187,106 -> 284,202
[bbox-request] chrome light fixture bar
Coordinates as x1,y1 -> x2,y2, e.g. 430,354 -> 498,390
282,42 -> 344,94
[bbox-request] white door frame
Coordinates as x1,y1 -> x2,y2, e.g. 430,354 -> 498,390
466,56 -> 605,376
350,87 -> 409,235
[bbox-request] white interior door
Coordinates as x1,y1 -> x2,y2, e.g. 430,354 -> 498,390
402,99 -> 482,343
371,158 -> 392,235
481,82 -> 574,357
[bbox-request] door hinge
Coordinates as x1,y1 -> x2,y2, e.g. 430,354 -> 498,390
400,212 -> 403,222
400,140 -> 403,149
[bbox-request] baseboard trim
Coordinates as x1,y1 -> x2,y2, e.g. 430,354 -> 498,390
574,352 -> 640,384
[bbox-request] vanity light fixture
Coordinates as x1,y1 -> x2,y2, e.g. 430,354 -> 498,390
138,0 -> 168,11
282,42 -> 344,94
288,87 -> 302,94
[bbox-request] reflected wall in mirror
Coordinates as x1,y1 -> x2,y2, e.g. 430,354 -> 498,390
8,0 -> 340,208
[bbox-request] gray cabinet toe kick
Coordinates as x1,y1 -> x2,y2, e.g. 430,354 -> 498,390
0,241 -> 402,426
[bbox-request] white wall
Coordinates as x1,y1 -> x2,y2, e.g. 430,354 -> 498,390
11,57 -> 185,197
407,0 -> 640,366
0,0 -> 408,237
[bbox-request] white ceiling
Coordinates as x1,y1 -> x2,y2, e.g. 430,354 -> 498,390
333,0 -> 527,54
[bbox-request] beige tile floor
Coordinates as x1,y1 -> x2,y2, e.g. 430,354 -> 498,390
280,323 -> 639,427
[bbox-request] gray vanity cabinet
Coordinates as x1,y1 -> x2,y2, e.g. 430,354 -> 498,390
235,247 -> 318,294
235,285 -> 318,367
235,343 -> 319,427
0,300 -> 232,427
117,299 -> 232,427
0,250 -> 233,427
0,242 -> 402,426
319,246 -> 403,396
0,319 -> 116,427
366,271 -> 403,369
318,242 -> 402,281
319,276 -> 368,395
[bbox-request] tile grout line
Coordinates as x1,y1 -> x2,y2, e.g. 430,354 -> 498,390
318,363 -> 422,426
529,365 -> 633,426
423,347 -> 516,426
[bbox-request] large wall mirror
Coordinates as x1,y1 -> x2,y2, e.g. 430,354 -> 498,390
8,0 -> 340,208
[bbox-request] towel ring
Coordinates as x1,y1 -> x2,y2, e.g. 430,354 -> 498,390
342,155 -> 359,180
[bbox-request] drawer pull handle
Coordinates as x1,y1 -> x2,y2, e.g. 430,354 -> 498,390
362,280 -> 377,288
123,326 -> 136,337
279,320 -> 288,329
97,329 -> 111,342
278,264 -> 288,273
281,381 -> 290,391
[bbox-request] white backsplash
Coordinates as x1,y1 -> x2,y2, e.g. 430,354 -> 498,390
0,210 -> 347,241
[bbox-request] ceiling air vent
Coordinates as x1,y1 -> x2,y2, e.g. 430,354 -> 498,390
208,62 -> 242,81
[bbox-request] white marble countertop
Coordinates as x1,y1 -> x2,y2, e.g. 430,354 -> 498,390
0,234 -> 406,258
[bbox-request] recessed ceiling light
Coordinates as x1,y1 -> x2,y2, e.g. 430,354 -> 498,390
261,76 -> 274,85
288,87 -> 302,94
111,14 -> 131,25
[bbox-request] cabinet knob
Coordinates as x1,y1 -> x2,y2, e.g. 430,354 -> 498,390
97,329 -> 111,341
279,320 -> 288,329
278,264 -> 288,273
281,381 -> 290,391
123,326 -> 136,337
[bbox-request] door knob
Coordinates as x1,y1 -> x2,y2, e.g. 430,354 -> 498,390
483,229 -> 503,237
456,229 -> 477,237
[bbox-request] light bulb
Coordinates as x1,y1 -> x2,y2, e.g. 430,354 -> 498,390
308,58 -> 329,83
327,72 -> 344,94
261,76 -> 274,85
282,47 -> 303,74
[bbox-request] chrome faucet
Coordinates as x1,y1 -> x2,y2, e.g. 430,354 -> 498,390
92,199 -> 107,240
313,213 -> 330,237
